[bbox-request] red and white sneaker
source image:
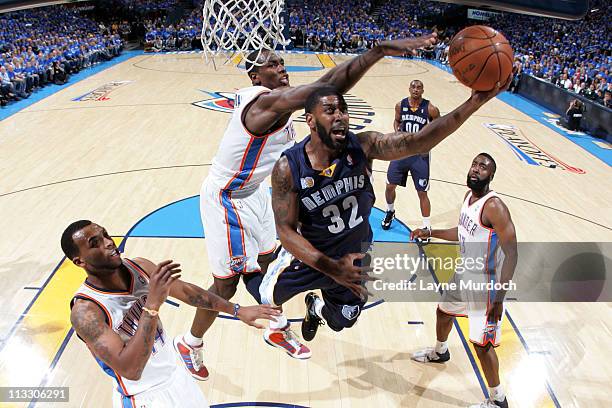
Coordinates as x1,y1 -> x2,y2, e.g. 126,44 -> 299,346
173,335 -> 209,381
263,324 -> 312,360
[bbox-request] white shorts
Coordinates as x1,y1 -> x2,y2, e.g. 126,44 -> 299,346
200,178 -> 277,279
113,366 -> 208,408
438,272 -> 503,347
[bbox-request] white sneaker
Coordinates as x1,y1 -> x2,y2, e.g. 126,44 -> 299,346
411,347 -> 450,363
469,398 -> 508,408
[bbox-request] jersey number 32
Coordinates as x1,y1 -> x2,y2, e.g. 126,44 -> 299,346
322,195 -> 363,234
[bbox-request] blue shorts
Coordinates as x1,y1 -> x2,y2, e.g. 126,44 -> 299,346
386,154 -> 430,191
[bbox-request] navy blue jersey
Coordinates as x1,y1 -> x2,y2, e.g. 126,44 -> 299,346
399,98 -> 430,133
283,132 -> 375,257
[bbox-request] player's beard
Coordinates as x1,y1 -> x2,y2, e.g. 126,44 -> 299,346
466,173 -> 491,192
317,121 -> 347,151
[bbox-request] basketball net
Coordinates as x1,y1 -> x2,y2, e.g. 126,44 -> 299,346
201,0 -> 289,70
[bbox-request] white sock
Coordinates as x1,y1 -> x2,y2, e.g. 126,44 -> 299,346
183,331 -> 203,347
489,384 -> 505,402
269,314 -> 288,330
422,217 -> 431,229
435,340 -> 448,354
387,203 -> 395,212
314,297 -> 325,319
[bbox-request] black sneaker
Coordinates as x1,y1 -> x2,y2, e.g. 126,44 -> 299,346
301,292 -> 324,341
381,210 -> 395,230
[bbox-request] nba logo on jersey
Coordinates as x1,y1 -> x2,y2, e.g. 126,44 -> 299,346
342,304 -> 360,320
347,154 -> 354,166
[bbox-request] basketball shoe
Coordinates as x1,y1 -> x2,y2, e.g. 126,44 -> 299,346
302,292 -> 325,341
411,347 -> 450,363
264,324 -> 311,359
173,336 -> 209,380
469,398 -> 508,408
381,210 -> 395,230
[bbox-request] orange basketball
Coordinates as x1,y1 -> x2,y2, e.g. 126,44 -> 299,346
448,25 -> 514,91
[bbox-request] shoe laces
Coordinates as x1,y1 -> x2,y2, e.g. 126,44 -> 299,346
283,327 -> 303,349
188,344 -> 204,370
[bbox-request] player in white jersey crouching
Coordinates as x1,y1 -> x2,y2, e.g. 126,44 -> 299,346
64,220 -> 279,408
176,33 -> 438,377
410,153 -> 518,408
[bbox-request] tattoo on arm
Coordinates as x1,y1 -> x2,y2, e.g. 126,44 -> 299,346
271,157 -> 295,227
186,293 -> 213,309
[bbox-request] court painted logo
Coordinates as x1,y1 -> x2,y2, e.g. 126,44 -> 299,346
194,91 -> 375,130
72,80 -> 132,101
192,91 -> 236,112
484,123 -> 585,174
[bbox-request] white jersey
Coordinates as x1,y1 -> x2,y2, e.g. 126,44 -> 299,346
207,85 -> 296,195
458,190 -> 505,286
71,259 -> 176,397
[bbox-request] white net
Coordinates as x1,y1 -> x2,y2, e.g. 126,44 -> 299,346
201,0 -> 289,69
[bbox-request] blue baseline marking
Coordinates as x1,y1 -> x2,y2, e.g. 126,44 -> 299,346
23,286 -> 42,290
165,299 -> 180,307
407,321 -> 424,325
504,311 -> 562,408
213,403 -> 309,408
419,243 -> 490,398
0,50 -> 142,123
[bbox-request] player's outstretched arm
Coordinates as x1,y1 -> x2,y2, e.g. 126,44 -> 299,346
483,198 -> 518,322
132,258 -> 280,329
357,77 -> 511,161
271,157 -> 369,298
245,34 -> 438,133
70,260 -> 180,381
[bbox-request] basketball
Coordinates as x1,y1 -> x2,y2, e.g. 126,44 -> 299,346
448,25 -> 514,91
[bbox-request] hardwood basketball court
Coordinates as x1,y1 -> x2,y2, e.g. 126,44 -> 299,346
0,51 -> 610,407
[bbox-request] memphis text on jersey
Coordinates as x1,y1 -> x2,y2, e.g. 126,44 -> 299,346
301,174 -> 366,211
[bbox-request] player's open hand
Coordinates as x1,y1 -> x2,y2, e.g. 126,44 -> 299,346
236,305 -> 281,329
378,33 -> 438,57
329,253 -> 376,300
146,260 -> 182,310
471,74 -> 513,105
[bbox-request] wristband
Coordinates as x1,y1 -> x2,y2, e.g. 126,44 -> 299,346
232,303 -> 241,317
142,307 -> 159,317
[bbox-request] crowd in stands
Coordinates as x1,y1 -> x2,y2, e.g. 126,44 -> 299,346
0,6 -> 123,107
493,1 -> 611,108
287,0 -> 610,108
0,0 -> 609,110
